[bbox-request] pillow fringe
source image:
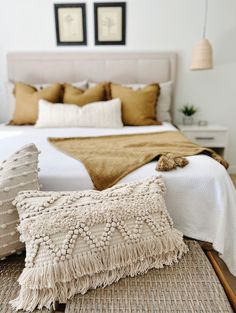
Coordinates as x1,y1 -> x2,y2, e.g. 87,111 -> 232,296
10,229 -> 188,312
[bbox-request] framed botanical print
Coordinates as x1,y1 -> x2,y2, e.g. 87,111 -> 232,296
94,2 -> 126,45
54,3 -> 87,46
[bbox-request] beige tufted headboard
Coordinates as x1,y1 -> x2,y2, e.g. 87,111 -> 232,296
7,51 -> 177,115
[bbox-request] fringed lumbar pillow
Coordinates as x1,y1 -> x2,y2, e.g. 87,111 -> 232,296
0,144 -> 40,260
11,176 -> 188,312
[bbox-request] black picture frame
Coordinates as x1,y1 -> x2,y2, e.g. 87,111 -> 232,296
54,3 -> 87,46
94,2 -> 126,45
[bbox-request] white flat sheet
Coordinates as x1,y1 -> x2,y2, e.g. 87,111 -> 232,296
0,123 -> 236,276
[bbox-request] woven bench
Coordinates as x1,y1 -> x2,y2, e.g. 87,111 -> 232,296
0,241 -> 233,313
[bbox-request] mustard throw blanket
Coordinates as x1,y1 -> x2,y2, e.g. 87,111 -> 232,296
48,131 -> 228,190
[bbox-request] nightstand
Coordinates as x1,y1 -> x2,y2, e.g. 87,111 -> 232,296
177,124 -> 229,157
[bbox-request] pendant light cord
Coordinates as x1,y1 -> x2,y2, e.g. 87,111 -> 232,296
203,0 -> 208,38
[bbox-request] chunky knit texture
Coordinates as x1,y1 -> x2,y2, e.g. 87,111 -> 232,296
0,144 -> 40,260
11,176 -> 188,312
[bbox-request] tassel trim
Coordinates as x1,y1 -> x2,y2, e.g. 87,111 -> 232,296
156,153 -> 189,172
10,229 -> 188,312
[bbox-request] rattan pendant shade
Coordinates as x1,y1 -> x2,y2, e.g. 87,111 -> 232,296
190,38 -> 213,70
190,0 -> 213,70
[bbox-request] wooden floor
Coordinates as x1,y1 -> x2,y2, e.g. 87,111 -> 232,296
209,174 -> 236,311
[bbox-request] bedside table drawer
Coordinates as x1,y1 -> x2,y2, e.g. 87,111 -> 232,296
183,131 -> 228,147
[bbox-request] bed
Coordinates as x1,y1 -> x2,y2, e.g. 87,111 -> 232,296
1,52 -> 236,277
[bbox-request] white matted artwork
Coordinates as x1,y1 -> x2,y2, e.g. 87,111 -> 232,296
54,3 -> 87,46
94,2 -> 126,45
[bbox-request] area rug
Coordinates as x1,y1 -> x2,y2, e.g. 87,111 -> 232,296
0,241 -> 233,313
0,253 -> 49,313
65,240 -> 233,313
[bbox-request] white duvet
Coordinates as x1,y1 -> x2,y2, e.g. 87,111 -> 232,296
0,122 -> 235,276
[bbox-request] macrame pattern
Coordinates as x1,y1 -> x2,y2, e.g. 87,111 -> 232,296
11,176 -> 188,312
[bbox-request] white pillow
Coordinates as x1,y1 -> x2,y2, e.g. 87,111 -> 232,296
35,80 -> 88,90
157,81 -> 173,122
123,82 -> 173,122
35,98 -> 123,128
6,82 -> 15,119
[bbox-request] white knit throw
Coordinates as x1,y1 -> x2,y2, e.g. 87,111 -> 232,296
11,176 -> 188,312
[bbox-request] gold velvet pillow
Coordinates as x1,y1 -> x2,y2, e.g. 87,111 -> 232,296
110,83 -> 161,126
63,83 -> 107,106
11,83 -> 63,125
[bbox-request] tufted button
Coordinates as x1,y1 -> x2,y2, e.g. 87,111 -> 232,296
61,249 -> 66,255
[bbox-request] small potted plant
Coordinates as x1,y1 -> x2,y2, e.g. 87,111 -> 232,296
179,104 -> 197,125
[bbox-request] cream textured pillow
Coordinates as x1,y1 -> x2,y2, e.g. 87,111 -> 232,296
35,99 -> 123,128
0,144 -> 40,260
11,176 -> 188,312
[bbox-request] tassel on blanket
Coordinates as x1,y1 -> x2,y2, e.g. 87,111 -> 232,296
211,152 -> 229,169
156,153 -> 189,171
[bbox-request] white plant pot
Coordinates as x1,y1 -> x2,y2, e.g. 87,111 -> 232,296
183,116 -> 194,126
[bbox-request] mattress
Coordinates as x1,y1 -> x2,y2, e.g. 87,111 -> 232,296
0,122 -> 236,276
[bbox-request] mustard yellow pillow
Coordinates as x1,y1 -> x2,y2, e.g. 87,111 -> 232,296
63,83 -> 108,106
11,83 -> 63,125
111,83 -> 161,126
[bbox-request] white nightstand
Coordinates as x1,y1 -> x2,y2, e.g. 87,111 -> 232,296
177,124 -> 229,157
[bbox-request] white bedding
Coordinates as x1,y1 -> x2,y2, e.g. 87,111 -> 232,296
0,122 -> 235,276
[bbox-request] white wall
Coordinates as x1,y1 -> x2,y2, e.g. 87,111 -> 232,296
0,0 -> 236,171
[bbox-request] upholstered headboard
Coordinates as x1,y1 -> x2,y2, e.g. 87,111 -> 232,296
7,51 -> 177,114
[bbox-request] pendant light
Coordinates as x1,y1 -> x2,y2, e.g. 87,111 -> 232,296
190,0 -> 213,70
